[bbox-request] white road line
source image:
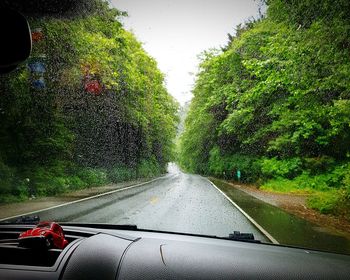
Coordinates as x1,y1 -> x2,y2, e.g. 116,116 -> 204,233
206,178 -> 279,244
0,174 -> 175,222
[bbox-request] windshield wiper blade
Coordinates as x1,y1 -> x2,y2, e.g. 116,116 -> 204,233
226,231 -> 261,243
0,215 -> 40,224
59,222 -> 138,230
45,223 -> 261,244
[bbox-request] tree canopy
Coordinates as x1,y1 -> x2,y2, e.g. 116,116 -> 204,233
179,0 -> 350,214
0,0 -> 178,201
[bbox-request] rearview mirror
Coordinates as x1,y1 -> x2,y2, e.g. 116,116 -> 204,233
0,8 -> 32,74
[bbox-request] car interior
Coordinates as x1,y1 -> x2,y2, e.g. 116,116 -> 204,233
0,1 -> 349,279
1,222 -> 350,280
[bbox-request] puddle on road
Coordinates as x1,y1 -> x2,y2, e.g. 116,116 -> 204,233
211,179 -> 350,255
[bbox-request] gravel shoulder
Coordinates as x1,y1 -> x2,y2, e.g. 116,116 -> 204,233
225,180 -> 350,236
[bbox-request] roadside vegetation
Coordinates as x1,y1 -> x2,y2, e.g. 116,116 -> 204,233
0,0 -> 178,203
179,0 -> 350,215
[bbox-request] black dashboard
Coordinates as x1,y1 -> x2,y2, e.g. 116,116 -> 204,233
0,224 -> 350,279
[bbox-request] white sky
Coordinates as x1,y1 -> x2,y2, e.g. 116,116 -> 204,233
111,0 -> 262,105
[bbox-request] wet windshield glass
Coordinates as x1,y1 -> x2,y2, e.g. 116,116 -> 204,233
36,223 -> 50,228
0,0 -> 349,255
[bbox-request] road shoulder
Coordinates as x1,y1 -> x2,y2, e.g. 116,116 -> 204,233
215,178 -> 350,236
0,177 -> 160,220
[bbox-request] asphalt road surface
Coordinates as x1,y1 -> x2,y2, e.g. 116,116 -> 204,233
31,164 -> 268,241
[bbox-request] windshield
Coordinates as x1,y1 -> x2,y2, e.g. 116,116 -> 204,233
36,223 -> 50,228
0,0 -> 350,255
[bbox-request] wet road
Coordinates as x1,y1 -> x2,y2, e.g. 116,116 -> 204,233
33,164 -> 268,241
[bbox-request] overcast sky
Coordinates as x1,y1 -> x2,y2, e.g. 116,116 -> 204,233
111,0 -> 262,105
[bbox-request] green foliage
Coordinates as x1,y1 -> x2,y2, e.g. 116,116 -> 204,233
260,164 -> 350,213
343,167 -> 350,197
302,156 -> 336,175
179,0 -> 350,215
261,173 -> 332,193
260,177 -> 306,193
101,158 -> 162,184
0,159 -> 14,196
267,0 -> 350,28
137,158 -> 162,178
0,158 -> 29,202
25,162 -> 100,196
108,165 -> 136,183
66,176 -> 88,190
76,168 -> 108,187
307,191 -> 342,214
208,146 -> 261,182
0,0 -> 178,202
260,157 -> 302,179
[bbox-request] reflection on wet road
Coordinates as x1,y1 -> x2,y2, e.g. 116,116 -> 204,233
212,179 -> 350,255
35,164 -> 268,241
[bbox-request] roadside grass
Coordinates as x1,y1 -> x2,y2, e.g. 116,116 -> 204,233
0,159 -> 164,204
260,177 -> 314,194
260,174 -> 349,215
307,190 -> 343,214
204,154 -> 350,216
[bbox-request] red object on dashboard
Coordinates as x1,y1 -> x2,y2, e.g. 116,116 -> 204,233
18,222 -> 68,249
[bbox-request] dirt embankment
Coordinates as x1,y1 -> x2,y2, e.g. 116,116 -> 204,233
225,181 -> 350,236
